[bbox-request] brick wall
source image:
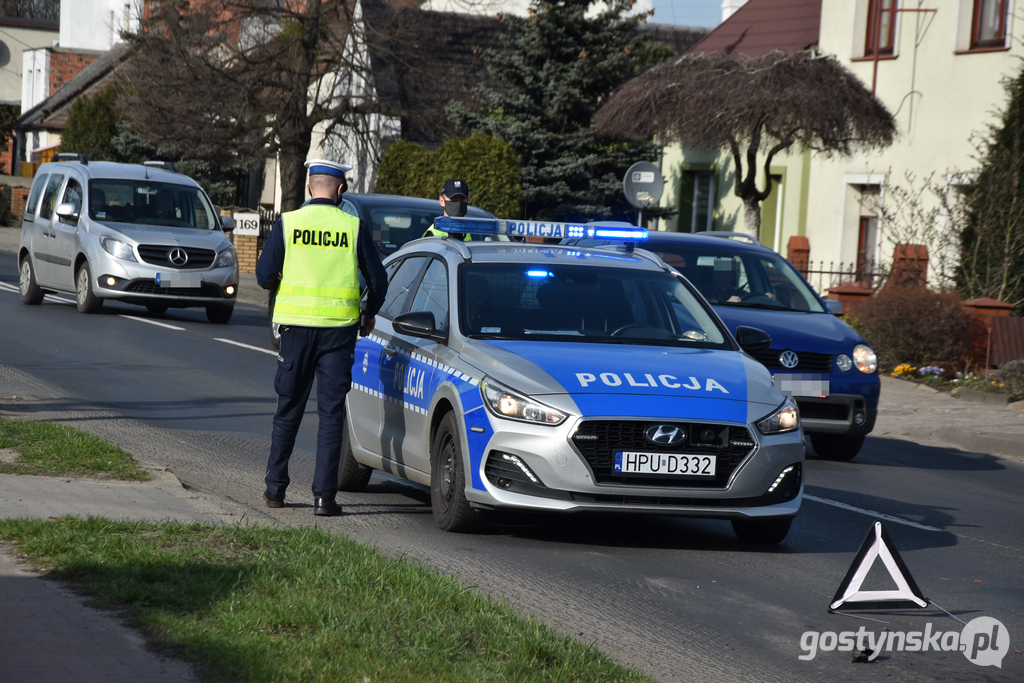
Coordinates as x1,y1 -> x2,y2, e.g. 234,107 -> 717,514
234,234 -> 258,274
50,52 -> 99,94
10,186 -> 29,221
0,136 -> 13,176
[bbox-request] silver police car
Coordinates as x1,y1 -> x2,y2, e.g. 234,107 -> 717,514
341,218 -> 804,543
18,155 -> 238,322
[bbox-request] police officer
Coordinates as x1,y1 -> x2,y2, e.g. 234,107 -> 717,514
423,178 -> 472,239
256,159 -> 388,516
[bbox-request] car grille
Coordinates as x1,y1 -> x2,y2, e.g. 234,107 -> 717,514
123,281 -> 227,298
571,420 -> 756,488
137,245 -> 216,269
748,348 -> 834,373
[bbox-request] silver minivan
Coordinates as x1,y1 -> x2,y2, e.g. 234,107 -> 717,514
18,154 -> 239,322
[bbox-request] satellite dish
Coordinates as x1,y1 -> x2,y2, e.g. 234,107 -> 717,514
623,161 -> 664,209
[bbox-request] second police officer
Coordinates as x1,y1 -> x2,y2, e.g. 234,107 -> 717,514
257,159 -> 388,516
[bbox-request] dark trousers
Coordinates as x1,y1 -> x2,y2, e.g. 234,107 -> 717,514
265,324 -> 358,498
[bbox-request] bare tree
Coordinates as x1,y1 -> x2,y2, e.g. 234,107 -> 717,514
120,0 -> 401,211
594,50 -> 896,238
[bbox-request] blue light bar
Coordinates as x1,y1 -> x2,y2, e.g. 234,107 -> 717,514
432,216 -> 647,242
526,269 -> 553,278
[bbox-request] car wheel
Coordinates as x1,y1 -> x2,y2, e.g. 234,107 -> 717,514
146,304 -> 168,315
19,256 -> 44,305
430,412 -> 482,533
809,434 -> 865,461
206,305 -> 234,324
732,517 -> 793,544
338,422 -> 372,492
268,289 -> 281,350
75,262 -> 103,313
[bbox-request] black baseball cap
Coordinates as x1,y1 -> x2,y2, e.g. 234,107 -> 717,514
441,178 -> 469,198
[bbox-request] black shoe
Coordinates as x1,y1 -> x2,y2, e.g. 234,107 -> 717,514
313,497 -> 341,517
264,490 -> 285,508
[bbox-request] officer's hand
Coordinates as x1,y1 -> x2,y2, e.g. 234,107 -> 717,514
365,316 -> 376,335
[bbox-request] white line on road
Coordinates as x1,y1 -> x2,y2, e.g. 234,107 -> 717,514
804,494 -> 944,532
0,282 -> 18,293
45,293 -> 77,305
1,282 -> 76,305
214,337 -> 279,356
118,315 -> 186,331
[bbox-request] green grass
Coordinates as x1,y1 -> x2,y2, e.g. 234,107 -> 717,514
0,417 -> 150,480
0,518 -> 649,682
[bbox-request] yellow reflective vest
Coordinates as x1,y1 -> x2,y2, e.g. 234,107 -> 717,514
423,223 -> 472,240
273,205 -> 361,327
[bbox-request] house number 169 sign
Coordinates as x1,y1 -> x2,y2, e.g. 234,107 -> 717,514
233,212 -> 260,236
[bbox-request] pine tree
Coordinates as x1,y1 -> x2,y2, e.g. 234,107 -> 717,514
448,0 -> 672,221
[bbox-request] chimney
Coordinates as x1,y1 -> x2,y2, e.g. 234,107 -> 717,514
722,0 -> 748,22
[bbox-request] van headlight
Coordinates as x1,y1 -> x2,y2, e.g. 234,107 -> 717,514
853,344 -> 877,374
756,396 -> 800,435
480,378 -> 566,425
99,236 -> 137,262
216,247 -> 237,268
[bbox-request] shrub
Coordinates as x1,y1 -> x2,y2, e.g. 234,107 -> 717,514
989,360 -> 1024,399
853,285 -> 968,365
374,140 -> 436,199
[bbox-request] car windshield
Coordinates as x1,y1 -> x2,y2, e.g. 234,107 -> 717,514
645,243 -> 827,313
88,180 -> 218,230
460,263 -> 730,348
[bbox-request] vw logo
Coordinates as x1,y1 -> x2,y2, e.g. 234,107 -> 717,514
645,424 -> 686,446
168,248 -> 188,266
779,350 -> 799,369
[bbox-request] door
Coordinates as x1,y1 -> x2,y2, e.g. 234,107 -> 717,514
30,172 -> 66,286
50,173 -> 85,290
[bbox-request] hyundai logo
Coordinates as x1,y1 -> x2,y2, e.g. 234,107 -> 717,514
779,350 -> 799,369
645,424 -> 686,446
168,248 -> 188,266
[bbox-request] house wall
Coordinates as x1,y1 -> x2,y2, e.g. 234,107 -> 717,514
806,0 -> 1023,275
658,143 -> 809,254
418,0 -> 653,18
59,0 -> 141,52
0,23 -> 59,106
49,51 -> 100,93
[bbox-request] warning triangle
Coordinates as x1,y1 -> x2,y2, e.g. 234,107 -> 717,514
829,520 -> 928,611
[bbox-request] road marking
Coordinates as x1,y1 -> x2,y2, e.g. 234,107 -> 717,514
0,282 -> 75,304
214,337 -> 278,356
45,293 -> 77,305
804,494 -> 944,532
0,282 -> 18,293
119,315 -> 186,330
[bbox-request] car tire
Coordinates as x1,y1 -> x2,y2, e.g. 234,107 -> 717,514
206,305 -> 233,324
809,433 -> 864,461
268,289 -> 281,350
430,412 -> 483,533
75,262 -> 103,313
19,256 -> 44,305
338,422 -> 372,492
146,304 -> 168,315
732,517 -> 793,544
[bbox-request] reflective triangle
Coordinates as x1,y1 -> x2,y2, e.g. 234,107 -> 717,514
829,520 -> 928,611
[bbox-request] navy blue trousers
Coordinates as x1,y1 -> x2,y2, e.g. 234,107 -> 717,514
265,324 -> 358,498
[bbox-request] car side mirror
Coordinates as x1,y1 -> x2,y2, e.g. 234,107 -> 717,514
825,299 -> 845,317
55,202 -> 80,222
219,215 -> 236,232
393,311 -> 446,341
735,325 -> 772,353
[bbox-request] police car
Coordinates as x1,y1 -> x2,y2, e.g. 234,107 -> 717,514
340,218 -> 804,543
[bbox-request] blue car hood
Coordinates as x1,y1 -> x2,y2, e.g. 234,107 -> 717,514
713,307 -> 863,353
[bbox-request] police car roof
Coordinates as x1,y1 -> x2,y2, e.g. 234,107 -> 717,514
458,241 -> 668,271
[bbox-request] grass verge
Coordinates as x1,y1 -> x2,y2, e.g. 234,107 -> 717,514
0,518 -> 649,682
0,417 -> 150,480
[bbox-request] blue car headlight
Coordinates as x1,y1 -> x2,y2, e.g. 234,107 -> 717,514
756,396 -> 800,435
480,378 -> 566,426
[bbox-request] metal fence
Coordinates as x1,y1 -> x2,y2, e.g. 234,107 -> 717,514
257,206 -> 279,252
800,259 -> 891,296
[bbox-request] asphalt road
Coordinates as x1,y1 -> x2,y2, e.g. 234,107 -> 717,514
0,245 -> 1021,682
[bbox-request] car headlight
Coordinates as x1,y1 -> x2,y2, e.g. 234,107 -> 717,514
853,344 -> 877,374
480,378 -> 566,426
216,247 -> 237,268
756,396 -> 800,435
99,236 -> 137,262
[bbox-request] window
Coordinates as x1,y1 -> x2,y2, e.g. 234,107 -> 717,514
972,0 -> 1008,48
379,257 -> 427,319
865,0 -> 897,56
679,171 -> 715,233
409,259 -> 449,332
23,173 -> 47,219
61,179 -> 83,216
38,173 -> 65,221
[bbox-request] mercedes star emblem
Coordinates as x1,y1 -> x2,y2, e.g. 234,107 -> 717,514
168,248 -> 188,266
645,424 -> 686,446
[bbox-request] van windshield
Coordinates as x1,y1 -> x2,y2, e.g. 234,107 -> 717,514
88,180 -> 218,230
